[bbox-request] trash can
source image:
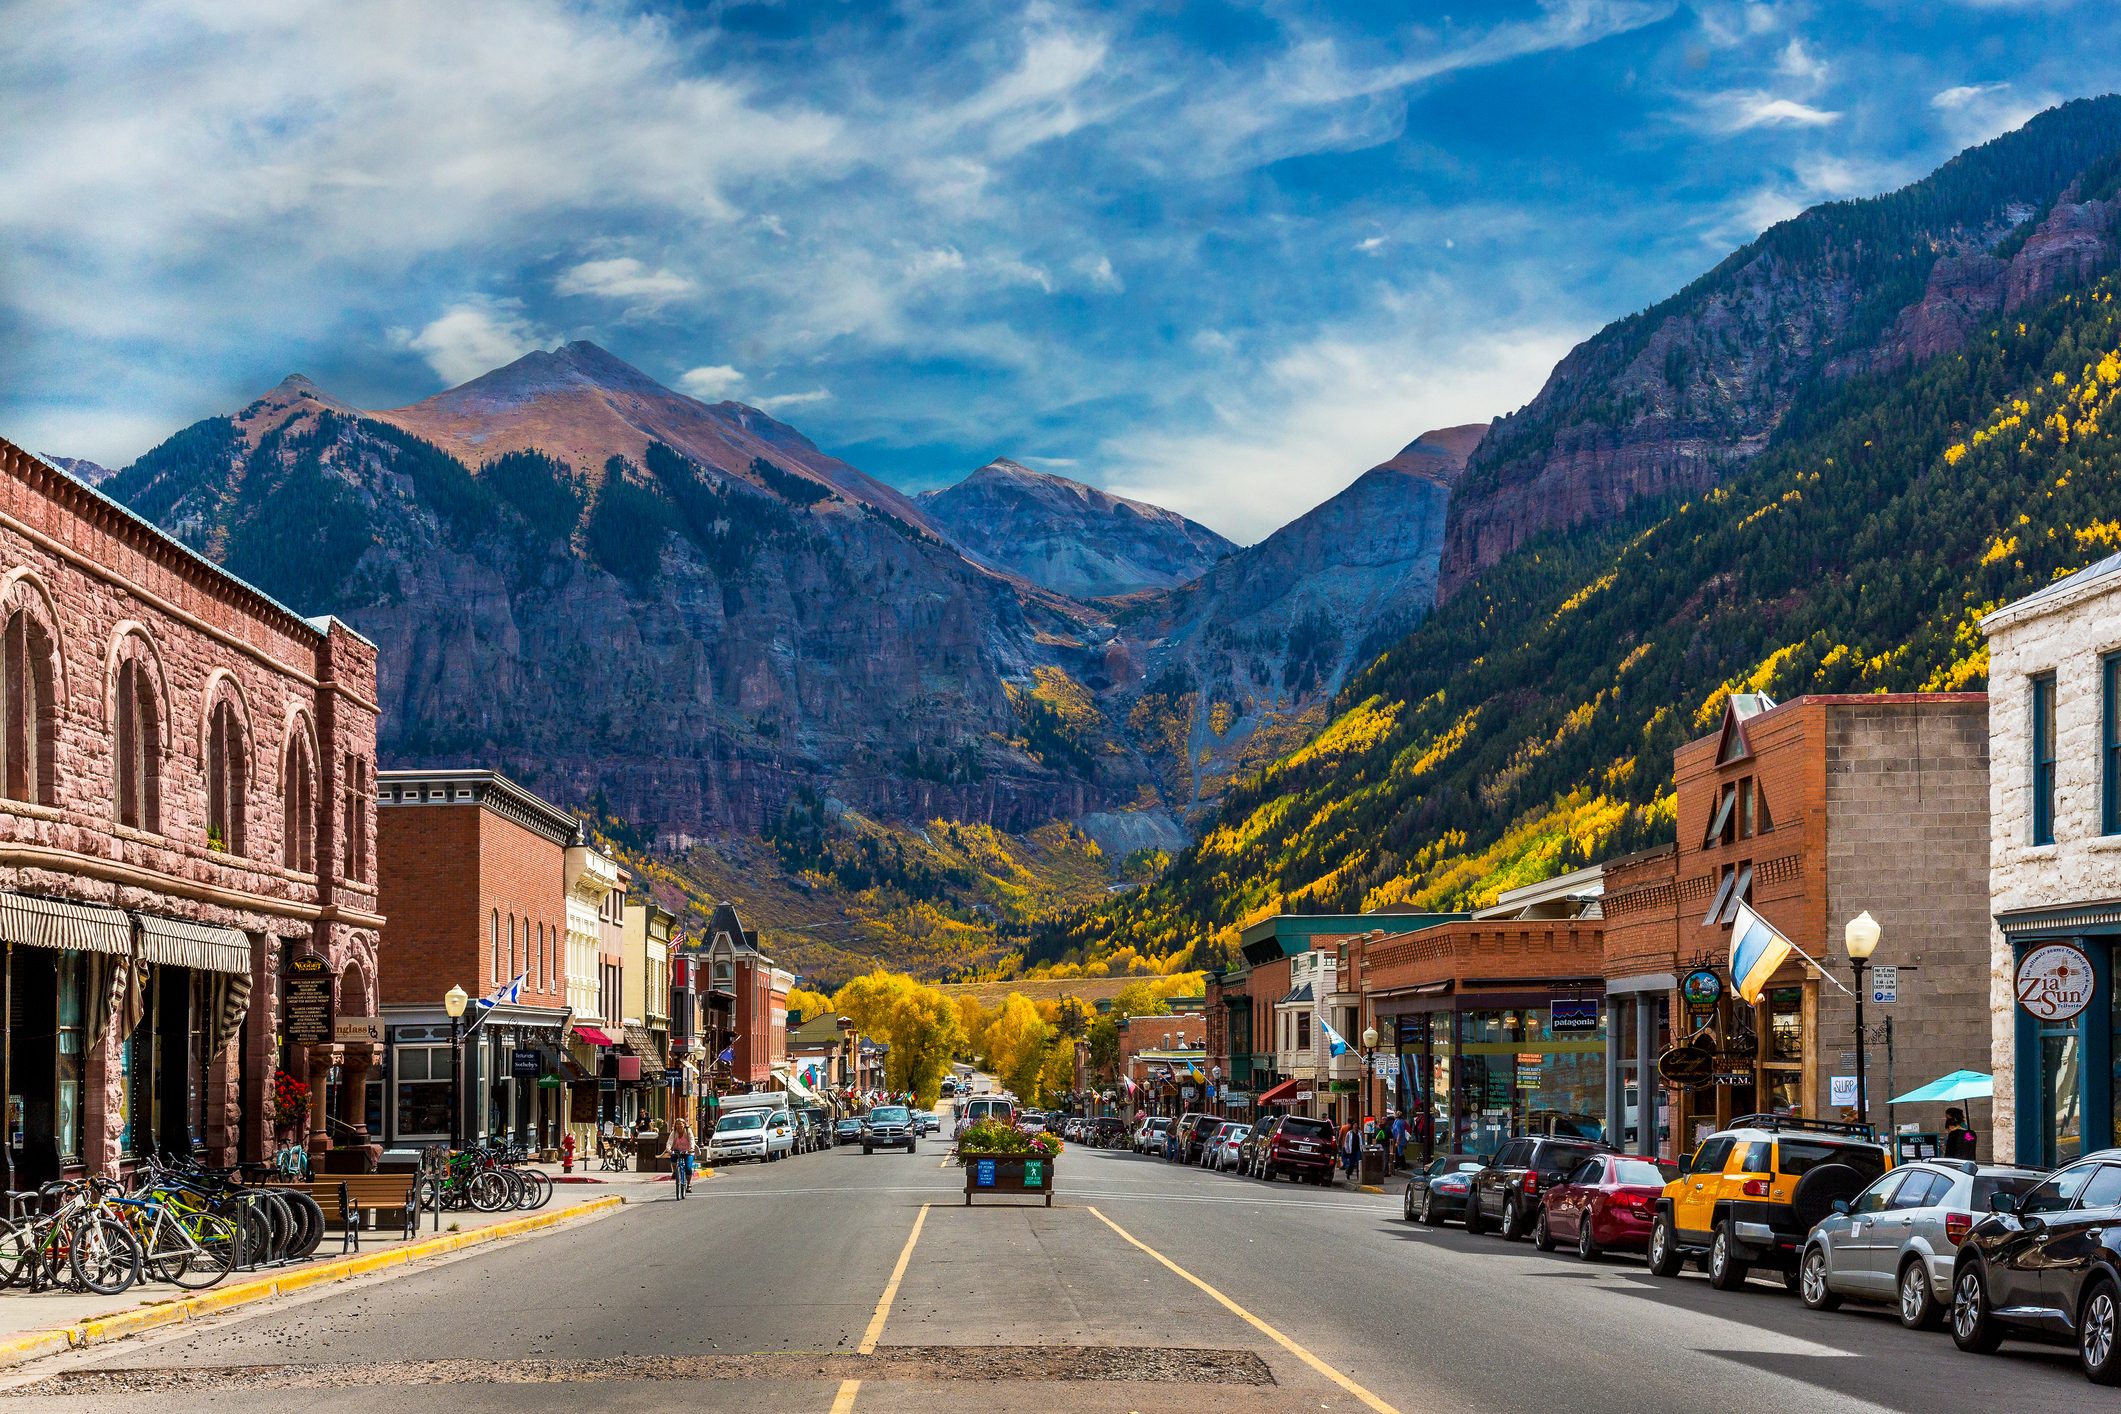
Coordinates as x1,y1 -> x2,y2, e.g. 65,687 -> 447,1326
1359,1145 -> 1387,1186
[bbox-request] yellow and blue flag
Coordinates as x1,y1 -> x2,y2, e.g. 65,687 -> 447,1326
1729,900 -> 1793,1004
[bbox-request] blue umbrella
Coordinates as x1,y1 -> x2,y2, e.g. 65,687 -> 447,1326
1890,1070 -> 1993,1104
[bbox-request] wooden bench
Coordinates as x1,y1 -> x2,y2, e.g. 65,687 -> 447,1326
271,1174 -> 420,1253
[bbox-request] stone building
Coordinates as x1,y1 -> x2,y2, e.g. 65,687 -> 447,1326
1983,555 -> 2121,1166
374,768 -> 573,1151
0,438 -> 379,1184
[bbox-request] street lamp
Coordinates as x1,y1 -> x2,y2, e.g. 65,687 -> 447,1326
1844,913 -> 1881,1128
444,984 -> 469,1152
1361,1024 -> 1380,1139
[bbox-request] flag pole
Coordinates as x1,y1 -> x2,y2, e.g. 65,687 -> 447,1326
1780,938 -> 1856,998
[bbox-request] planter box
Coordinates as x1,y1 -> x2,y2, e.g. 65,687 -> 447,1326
962,1152 -> 1055,1206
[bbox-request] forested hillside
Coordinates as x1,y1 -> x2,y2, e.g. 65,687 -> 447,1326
1036,271 -> 2121,972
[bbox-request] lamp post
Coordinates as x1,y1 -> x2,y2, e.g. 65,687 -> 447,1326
444,984 -> 469,1152
1844,912 -> 1881,1129
1361,1024 -> 1380,1136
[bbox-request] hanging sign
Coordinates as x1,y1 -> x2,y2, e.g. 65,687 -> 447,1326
1657,1045 -> 1715,1087
2016,943 -> 2094,1022
1681,968 -> 1723,1015
1550,998 -> 1601,1035
334,1015 -> 382,1044
283,955 -> 333,1044
511,1048 -> 544,1078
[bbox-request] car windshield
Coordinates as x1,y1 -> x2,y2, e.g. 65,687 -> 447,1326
871,1107 -> 909,1123
1777,1139 -> 1885,1181
1280,1118 -> 1332,1139
1612,1159 -> 1677,1185
717,1112 -> 765,1131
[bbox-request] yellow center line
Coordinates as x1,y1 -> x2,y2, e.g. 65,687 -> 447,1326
859,1202 -> 930,1355
1088,1205 -> 1401,1414
829,1378 -> 861,1413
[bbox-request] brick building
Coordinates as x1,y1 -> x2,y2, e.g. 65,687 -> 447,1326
0,439 -> 379,1184
374,768 -> 575,1151
1632,692 -> 1992,1155
1983,557 -> 2121,1166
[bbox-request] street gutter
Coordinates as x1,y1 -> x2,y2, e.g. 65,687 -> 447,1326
0,1193 -> 629,1369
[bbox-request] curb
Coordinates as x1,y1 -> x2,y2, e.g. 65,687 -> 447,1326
0,1194 -> 627,1369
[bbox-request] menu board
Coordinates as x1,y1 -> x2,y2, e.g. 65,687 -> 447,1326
283,955 -> 333,1044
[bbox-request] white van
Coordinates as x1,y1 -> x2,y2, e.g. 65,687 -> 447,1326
954,1094 -> 1014,1137
710,1093 -> 797,1162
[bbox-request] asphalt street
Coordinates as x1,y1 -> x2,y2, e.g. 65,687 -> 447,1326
0,1119 -> 2101,1413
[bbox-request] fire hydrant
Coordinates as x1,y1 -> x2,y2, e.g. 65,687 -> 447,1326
560,1131 -> 576,1174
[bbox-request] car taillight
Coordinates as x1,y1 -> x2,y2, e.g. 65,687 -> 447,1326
1945,1212 -> 1972,1246
1741,1179 -> 1769,1198
1612,1191 -> 1646,1213
1523,1171 -> 1541,1194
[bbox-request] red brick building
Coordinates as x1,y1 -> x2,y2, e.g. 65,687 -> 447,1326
0,438 -> 379,1183
375,768 -> 577,1149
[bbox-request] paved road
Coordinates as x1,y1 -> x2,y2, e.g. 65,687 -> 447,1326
0,1125 -> 2100,1412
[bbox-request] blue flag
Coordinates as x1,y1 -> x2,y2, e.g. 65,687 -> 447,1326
1320,1019 -> 1352,1057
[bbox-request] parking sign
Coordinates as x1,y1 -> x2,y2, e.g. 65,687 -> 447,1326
1871,965 -> 1897,1005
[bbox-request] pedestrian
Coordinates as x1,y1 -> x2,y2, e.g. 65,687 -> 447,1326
1388,1113 -> 1406,1173
1944,1107 -> 1978,1160
665,1115 -> 697,1199
1339,1121 -> 1360,1184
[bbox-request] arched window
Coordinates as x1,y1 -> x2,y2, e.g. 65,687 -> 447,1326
206,696 -> 248,855
114,655 -> 160,832
0,607 -> 56,805
282,725 -> 315,872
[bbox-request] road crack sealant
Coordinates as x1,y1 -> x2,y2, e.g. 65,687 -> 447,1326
12,1346 -> 1274,1393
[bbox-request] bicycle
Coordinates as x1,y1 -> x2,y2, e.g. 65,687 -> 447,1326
670,1153 -> 693,1200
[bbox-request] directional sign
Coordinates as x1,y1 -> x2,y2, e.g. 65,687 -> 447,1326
334,1015 -> 381,1044
1870,965 -> 1898,1005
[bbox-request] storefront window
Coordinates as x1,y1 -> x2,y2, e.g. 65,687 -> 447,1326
394,1043 -> 455,1138
55,953 -> 82,1161
1454,1004 -> 1607,1155
2044,1031 -> 2083,1166
1767,988 -> 1803,1063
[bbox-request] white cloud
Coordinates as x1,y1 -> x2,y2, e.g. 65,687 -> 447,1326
1107,316 -> 1576,542
678,365 -> 746,399
1720,94 -> 1840,130
1355,234 -> 1388,254
555,257 -> 695,303
1932,82 -> 2009,111
757,388 -> 833,411
1080,255 -> 1124,292
1775,38 -> 1828,89
1928,80 -> 2049,149
400,301 -> 549,387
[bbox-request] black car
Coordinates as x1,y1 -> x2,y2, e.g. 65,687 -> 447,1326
1466,1135 -> 1610,1240
1179,1113 -> 1222,1164
1404,1155 -> 1485,1225
1953,1148 -> 2121,1383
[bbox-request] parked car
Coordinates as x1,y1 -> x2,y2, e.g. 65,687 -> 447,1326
1467,1135 -> 1611,1240
1535,1153 -> 1678,1258
1135,1116 -> 1172,1154
1236,1121 -> 1273,1175
1648,1114 -> 1887,1291
1404,1155 -> 1485,1225
1250,1114 -> 1335,1184
1093,1116 -> 1129,1148
1179,1113 -> 1222,1164
1951,1149 -> 2121,1382
862,1104 -> 918,1155
1801,1159 -> 2044,1328
1209,1123 -> 1251,1171
1168,1112 -> 1205,1160
956,1095 -> 1014,1136
835,1116 -> 865,1145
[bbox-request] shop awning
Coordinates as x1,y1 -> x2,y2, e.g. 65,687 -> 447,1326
572,1024 -> 617,1047
0,893 -> 131,955
623,1023 -> 666,1068
1255,1077 -> 1314,1107
135,915 -> 250,973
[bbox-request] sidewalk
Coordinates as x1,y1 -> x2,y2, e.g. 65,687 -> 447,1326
0,1170 -> 659,1365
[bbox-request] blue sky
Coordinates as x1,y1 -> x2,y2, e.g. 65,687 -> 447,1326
0,1 -> 2107,541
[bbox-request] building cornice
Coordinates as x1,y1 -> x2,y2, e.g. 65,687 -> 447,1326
378,768 -> 578,846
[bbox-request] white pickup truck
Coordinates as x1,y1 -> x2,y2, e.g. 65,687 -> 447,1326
708,1091 -> 795,1164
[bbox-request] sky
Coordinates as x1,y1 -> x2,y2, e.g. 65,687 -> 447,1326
0,1 -> 2110,543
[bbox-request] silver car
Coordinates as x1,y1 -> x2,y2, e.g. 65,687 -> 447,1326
1800,1159 -> 2045,1328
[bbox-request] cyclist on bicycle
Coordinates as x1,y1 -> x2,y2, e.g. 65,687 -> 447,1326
664,1116 -> 696,1199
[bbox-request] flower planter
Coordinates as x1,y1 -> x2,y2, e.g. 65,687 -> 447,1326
962,1152 -> 1055,1206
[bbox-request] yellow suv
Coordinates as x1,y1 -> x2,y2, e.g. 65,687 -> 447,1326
1647,1115 -> 1890,1291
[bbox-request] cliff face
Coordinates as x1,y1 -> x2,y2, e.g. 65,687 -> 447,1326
104,347 -> 1136,839
1114,424 -> 1482,815
1437,96 -> 2121,599
917,459 -> 1235,598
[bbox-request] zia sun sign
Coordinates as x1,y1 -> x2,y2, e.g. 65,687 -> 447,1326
2016,943 -> 2096,1023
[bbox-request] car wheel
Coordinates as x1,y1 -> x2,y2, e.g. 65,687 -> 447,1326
1952,1264 -> 2004,1354
1708,1225 -> 1750,1291
1464,1199 -> 1488,1236
1499,1197 -> 1526,1242
1532,1206 -> 1555,1252
2082,1278 -> 2121,1384
1421,1191 -> 1443,1227
1646,1215 -> 1684,1278
1404,1187 -> 1416,1223
1577,1217 -> 1600,1261
1898,1258 -> 1943,1330
1801,1246 -> 1841,1311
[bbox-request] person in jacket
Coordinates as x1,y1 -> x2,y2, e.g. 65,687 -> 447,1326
1944,1107 -> 1978,1160
1339,1121 -> 1360,1182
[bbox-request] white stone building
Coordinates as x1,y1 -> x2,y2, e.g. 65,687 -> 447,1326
1983,553 -> 2121,1166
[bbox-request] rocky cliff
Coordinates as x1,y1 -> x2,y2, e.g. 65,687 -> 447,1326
1437,95 -> 2121,598
917,458 -> 1235,598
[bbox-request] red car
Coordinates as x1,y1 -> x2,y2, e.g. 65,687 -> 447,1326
1534,1153 -> 1678,1259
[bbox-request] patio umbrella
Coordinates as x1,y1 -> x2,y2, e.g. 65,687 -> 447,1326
1890,1070 -> 1994,1104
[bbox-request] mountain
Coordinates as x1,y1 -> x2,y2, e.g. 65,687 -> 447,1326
1111,424 -> 1483,815
916,458 -> 1235,598
1041,97 -> 2121,974
1438,95 -> 2121,598
103,344 -> 1144,850
41,454 -> 114,487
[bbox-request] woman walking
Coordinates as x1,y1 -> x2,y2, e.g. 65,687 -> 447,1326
666,1115 -> 697,1199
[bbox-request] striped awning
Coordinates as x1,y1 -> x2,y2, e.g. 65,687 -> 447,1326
0,893 -> 131,956
135,915 -> 250,974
